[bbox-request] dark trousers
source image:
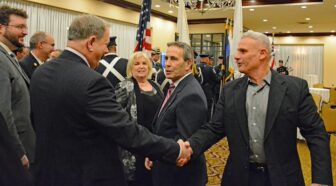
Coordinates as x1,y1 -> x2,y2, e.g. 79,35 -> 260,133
248,163 -> 272,186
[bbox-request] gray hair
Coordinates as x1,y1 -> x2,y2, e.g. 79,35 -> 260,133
68,15 -> 108,41
167,41 -> 194,62
29,31 -> 47,49
241,31 -> 272,58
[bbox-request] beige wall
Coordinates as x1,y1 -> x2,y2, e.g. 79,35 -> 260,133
274,36 -> 336,87
189,23 -> 227,34
25,0 -> 176,51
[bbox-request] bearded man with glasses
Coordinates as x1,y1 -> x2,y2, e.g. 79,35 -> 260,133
0,5 -> 36,174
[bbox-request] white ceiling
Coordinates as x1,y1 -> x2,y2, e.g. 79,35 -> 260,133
125,0 -> 336,34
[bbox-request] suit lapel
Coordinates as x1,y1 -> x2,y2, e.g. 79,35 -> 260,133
154,74 -> 191,132
264,71 -> 286,140
234,77 -> 249,145
0,46 -> 30,85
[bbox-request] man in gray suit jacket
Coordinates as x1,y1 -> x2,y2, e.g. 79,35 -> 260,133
0,5 -> 36,169
186,31 -> 332,186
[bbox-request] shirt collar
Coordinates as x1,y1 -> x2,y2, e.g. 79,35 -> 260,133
247,71 -> 272,86
104,52 -> 117,56
0,41 -> 15,57
172,72 -> 192,88
65,47 -> 90,67
30,51 -> 44,65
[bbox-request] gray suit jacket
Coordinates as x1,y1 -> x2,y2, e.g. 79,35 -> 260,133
0,44 -> 36,161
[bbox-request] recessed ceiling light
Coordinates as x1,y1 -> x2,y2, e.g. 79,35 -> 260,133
262,19 -> 268,22
287,31 -> 291,33
301,5 -> 307,9
331,30 -> 335,32
305,17 -> 311,21
308,25 -> 313,29
249,8 -> 255,11
265,31 -> 269,34
272,26 -> 277,30
309,30 -> 314,33
334,5 -> 336,8
168,10 -> 173,14
155,4 -> 161,8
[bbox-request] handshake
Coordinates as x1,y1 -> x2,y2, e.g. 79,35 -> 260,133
144,139 -> 193,170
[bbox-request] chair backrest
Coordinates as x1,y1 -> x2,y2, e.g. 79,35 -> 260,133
329,88 -> 336,104
321,103 -> 336,132
313,83 -> 324,88
311,93 -> 322,111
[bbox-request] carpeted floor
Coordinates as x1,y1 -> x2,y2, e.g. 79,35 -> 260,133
205,134 -> 336,186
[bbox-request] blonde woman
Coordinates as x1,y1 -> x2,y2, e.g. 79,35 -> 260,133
115,51 -> 163,186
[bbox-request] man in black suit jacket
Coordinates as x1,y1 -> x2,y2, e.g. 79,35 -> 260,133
30,15 -> 191,186
20,31 -> 55,79
146,42 -> 208,186
186,31 -> 332,186
95,36 -> 128,87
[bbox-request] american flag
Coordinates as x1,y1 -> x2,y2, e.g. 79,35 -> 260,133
134,0 -> 152,55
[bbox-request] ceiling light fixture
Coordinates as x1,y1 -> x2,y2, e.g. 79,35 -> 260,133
263,19 -> 268,22
308,25 -> 313,29
249,8 -> 255,11
309,30 -> 314,33
155,4 -> 161,8
305,17 -> 311,21
272,26 -> 277,30
168,10 -> 174,14
331,30 -> 335,32
301,5 -> 307,9
169,0 -> 235,14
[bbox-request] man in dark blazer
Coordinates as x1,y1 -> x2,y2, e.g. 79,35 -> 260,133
146,42 -> 208,186
0,5 -> 36,169
96,36 -> 128,87
20,31 -> 55,79
30,15 -> 191,186
186,31 -> 332,186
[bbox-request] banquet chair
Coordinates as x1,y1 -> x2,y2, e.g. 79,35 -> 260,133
321,103 -> 336,133
312,83 -> 324,88
311,93 -> 322,112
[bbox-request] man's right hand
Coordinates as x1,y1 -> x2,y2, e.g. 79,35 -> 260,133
176,139 -> 193,167
21,154 -> 29,170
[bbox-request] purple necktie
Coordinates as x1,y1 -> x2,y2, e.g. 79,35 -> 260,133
159,83 -> 175,114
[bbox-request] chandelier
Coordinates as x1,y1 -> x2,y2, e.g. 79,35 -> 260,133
169,0 -> 235,13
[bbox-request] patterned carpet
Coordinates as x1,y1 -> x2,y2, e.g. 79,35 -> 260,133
205,134 -> 336,186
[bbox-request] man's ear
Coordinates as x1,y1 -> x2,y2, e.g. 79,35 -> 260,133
87,35 -> 96,52
259,48 -> 268,60
37,41 -> 43,49
186,59 -> 193,70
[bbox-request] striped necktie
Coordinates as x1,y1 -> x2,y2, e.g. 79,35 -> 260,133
159,83 -> 175,114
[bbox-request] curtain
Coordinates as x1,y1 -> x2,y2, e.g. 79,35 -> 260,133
274,45 -> 324,83
1,0 -> 137,59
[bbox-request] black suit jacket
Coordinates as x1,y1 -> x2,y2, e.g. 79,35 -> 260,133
96,53 -> 128,87
20,52 -> 40,79
30,50 -> 180,186
0,113 -> 32,186
152,74 -> 208,186
189,70 -> 332,186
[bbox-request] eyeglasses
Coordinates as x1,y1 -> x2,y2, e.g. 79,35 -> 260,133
6,24 -> 28,31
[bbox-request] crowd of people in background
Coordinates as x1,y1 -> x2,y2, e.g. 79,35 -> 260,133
0,4 -> 333,186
